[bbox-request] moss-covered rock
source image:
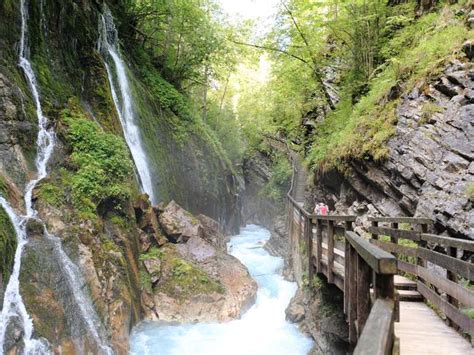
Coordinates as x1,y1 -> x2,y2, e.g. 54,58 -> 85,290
0,205 -> 16,287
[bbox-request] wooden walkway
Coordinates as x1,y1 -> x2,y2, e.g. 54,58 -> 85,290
396,301 -> 473,355
268,135 -> 473,354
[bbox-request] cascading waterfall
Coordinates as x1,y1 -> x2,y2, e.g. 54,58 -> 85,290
0,1 -> 113,353
98,7 -> 156,204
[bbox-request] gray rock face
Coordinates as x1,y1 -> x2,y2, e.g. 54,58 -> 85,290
313,60 -> 474,239
0,72 -> 36,187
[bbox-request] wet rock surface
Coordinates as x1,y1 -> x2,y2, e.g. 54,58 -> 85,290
140,200 -> 257,324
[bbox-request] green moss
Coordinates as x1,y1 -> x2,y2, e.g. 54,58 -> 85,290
465,184 -> 474,201
0,205 -> 16,285
140,270 -> 153,293
36,181 -> 64,207
59,105 -> 134,215
420,102 -> 444,124
139,247 -> 163,261
156,246 -> 224,301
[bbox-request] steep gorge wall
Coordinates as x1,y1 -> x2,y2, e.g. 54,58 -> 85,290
0,0 -> 239,352
311,59 -> 473,240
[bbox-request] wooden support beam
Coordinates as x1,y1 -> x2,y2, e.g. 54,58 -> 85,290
327,220 -> 335,284
307,217 -> 314,283
316,219 -> 322,273
371,220 -> 379,240
357,254 -> 371,338
348,244 -> 358,344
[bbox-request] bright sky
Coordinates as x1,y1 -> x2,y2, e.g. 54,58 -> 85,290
218,0 -> 279,21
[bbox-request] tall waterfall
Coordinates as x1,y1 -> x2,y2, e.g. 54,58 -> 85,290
0,1 -> 113,353
98,7 -> 156,204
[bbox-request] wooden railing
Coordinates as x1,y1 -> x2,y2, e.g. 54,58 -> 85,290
287,198 -> 398,354
368,217 -> 474,342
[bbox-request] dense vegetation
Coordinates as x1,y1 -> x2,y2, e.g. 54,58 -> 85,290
118,0 -> 472,200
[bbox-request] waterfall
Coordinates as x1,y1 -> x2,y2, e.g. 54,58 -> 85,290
0,1 -> 113,353
98,7 -> 156,204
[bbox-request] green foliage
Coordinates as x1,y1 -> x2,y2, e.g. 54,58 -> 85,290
465,184 -> 474,201
420,101 -> 444,124
139,247 -> 163,262
60,107 -> 134,215
307,6 -> 472,171
0,205 -> 16,285
37,181 -> 64,207
261,153 -> 292,203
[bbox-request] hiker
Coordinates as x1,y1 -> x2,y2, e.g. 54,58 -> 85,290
320,203 -> 328,215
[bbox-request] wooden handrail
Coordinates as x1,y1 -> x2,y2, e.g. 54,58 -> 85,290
353,299 -> 395,355
421,233 -> 474,252
368,216 -> 433,224
346,231 -> 397,274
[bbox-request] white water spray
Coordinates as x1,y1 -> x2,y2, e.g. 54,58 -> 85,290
130,225 -> 314,354
98,8 -> 156,204
0,1 -> 113,353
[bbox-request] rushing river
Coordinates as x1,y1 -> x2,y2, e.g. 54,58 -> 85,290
130,224 -> 314,355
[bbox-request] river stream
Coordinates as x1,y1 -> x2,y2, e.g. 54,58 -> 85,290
129,224 -> 314,355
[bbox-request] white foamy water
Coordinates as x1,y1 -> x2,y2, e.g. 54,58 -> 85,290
129,224 -> 314,355
98,7 -> 156,204
0,1 -> 113,353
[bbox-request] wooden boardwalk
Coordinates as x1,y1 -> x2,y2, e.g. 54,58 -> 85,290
396,301 -> 473,355
274,136 -> 474,354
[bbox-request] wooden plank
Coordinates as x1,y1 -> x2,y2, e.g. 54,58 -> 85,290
421,233 -> 474,252
344,237 -> 350,316
395,301 -> 473,355
316,219 -> 322,273
417,281 -> 474,336
357,254 -> 371,338
398,260 -> 417,275
371,239 -> 417,257
371,220 -> 379,241
368,226 -> 421,241
353,299 -> 394,355
311,215 -> 357,222
417,265 -> 474,308
348,245 -> 357,344
345,231 -> 397,274
306,218 -> 314,282
417,248 -> 474,281
327,221 -> 335,284
368,216 -> 433,224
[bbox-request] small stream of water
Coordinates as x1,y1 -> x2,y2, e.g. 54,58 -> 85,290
0,2 -> 113,353
129,225 -> 314,355
98,7 -> 156,204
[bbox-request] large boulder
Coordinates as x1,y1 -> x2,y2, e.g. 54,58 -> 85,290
158,201 -> 203,243
140,204 -> 257,323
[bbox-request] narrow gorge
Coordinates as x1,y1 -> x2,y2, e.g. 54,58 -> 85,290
0,0 -> 472,354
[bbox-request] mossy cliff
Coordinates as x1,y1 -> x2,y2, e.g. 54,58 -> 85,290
0,0 -> 240,353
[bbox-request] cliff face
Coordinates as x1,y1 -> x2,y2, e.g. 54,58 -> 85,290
312,60 -> 473,240
0,0 -> 240,352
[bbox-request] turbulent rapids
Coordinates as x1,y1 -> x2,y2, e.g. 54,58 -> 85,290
129,225 -> 314,355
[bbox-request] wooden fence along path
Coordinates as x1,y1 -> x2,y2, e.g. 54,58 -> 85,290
287,197 -> 474,354
264,133 -> 473,353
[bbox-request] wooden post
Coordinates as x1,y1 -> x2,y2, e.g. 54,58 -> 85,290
357,254 -> 371,338
371,220 -> 379,240
307,217 -> 314,283
327,220 -> 335,284
390,222 -> 398,258
349,244 -> 358,344
417,223 -> 428,288
344,221 -> 353,316
446,246 -> 459,328
316,219 -> 323,273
